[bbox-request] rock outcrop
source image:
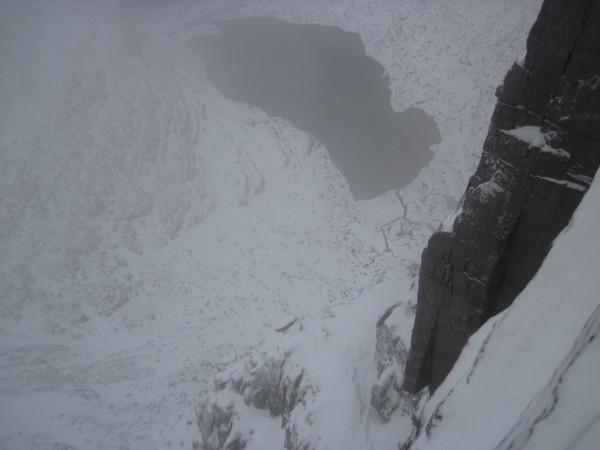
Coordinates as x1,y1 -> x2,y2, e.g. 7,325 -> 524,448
370,302 -> 422,421
196,337 -> 308,450
403,0 -> 600,394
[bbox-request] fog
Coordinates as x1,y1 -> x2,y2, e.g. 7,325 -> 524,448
0,1 -> 442,448
114,0 -> 182,25
191,18 -> 440,200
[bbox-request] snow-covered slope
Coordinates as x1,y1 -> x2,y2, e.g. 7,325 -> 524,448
410,169 -> 600,449
198,279 -> 419,450
0,0 -> 543,448
197,168 -> 600,448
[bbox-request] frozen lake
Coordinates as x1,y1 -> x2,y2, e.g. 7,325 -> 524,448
190,18 -> 440,200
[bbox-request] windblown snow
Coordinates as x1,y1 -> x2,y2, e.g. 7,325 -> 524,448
5,1 -> 595,450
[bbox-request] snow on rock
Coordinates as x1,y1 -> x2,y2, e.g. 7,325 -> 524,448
501,126 -> 572,159
532,175 -> 588,192
371,302 -> 423,422
540,145 -> 571,159
501,125 -> 547,148
0,0 -> 543,448
273,316 -> 300,333
473,179 -> 504,202
407,169 -> 600,450
197,280 -> 419,450
439,200 -> 463,234
403,0 -> 600,395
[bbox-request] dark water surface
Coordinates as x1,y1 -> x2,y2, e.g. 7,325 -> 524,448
190,18 -> 440,200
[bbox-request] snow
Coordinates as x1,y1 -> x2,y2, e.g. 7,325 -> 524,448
474,179 -> 504,201
496,305 -> 600,450
540,145 -> 571,158
0,0 -> 546,448
412,169 -> 600,449
501,125 -> 547,147
533,175 -> 588,192
439,203 -> 463,233
202,279 -> 419,450
501,125 -> 572,160
499,125 -> 587,190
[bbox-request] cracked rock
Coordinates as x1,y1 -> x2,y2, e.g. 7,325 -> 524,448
403,0 -> 600,394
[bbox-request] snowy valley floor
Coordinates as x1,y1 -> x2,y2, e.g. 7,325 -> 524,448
198,170 -> 600,450
0,0 -> 547,449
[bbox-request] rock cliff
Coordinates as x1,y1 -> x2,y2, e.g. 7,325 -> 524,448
403,0 -> 600,394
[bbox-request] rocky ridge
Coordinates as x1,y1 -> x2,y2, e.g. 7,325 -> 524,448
403,0 -> 600,394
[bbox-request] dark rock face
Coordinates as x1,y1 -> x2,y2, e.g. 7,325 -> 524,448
403,0 -> 600,394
